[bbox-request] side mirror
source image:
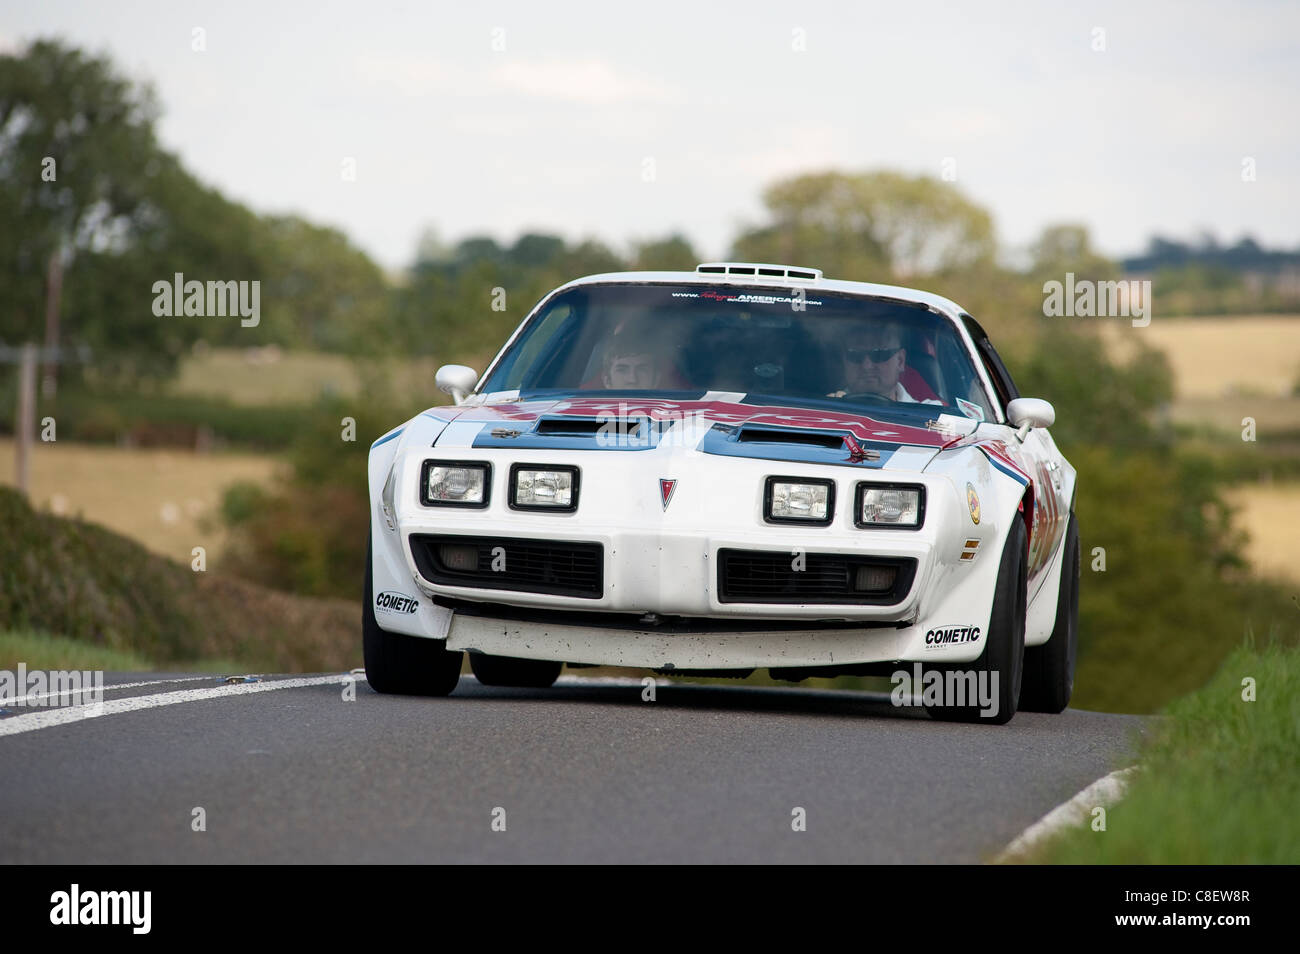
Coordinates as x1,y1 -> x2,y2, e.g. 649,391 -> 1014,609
1006,397 -> 1055,436
435,364 -> 478,405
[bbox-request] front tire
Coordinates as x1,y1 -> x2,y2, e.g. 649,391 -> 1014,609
1020,512 -> 1079,713
363,539 -> 462,696
929,515 -> 1027,725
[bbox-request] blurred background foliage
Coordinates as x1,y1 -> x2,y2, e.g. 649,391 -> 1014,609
2,39 -> 1297,709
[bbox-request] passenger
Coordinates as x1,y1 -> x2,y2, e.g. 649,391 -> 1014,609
601,333 -> 661,389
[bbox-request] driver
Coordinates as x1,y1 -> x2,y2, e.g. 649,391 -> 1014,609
827,321 -> 941,404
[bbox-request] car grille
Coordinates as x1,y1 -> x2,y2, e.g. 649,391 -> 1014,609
717,549 -> 916,605
410,534 -> 603,599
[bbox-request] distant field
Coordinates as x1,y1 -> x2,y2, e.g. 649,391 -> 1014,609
1226,483 -> 1300,584
1099,316 -> 1300,584
1100,314 -> 1300,400
1169,394 -> 1300,440
0,438 -> 280,563
168,347 -> 442,406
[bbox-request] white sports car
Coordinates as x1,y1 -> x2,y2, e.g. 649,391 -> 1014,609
364,263 -> 1078,723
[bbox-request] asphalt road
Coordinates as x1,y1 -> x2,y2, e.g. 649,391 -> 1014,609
0,671 -> 1148,863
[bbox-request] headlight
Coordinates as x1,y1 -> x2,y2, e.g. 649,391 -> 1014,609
510,465 -> 579,511
765,477 -> 834,525
855,483 -> 924,529
422,461 -> 490,507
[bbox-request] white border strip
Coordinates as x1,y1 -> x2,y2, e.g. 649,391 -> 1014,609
0,674 -> 352,738
5,674 -> 215,707
995,766 -> 1139,862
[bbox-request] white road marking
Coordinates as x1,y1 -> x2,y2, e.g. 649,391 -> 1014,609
995,766 -> 1139,862
0,674 -> 355,738
5,674 -> 215,707
554,675 -> 662,688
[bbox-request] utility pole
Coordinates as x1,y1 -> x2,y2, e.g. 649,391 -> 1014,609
15,344 -> 35,494
3,343 -> 88,496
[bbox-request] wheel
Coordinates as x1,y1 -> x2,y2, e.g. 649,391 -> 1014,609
470,653 -> 563,688
1020,512 -> 1079,713
363,538 -> 462,696
929,515 -> 1027,725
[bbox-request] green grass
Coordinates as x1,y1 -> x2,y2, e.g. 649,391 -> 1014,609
0,628 -> 281,677
0,628 -> 155,671
1024,641 -> 1300,863
168,347 -> 441,407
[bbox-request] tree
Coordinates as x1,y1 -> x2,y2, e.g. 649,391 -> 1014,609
631,233 -> 699,271
508,233 -> 565,268
731,170 -> 996,281
1028,223 -> 1119,282
259,215 -> 389,353
0,39 -> 162,374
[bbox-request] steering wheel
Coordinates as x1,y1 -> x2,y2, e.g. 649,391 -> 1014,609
838,391 -> 894,405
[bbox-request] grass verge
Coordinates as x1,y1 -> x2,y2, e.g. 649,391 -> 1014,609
1021,641 -> 1299,863
0,628 -> 155,672
0,487 -> 360,673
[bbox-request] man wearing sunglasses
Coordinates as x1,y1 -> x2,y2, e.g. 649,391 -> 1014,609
827,322 -> 942,404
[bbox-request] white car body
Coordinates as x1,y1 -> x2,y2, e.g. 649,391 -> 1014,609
366,266 -> 1076,678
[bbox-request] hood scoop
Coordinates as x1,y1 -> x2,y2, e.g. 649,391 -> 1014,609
736,426 -> 844,449
535,418 -> 608,437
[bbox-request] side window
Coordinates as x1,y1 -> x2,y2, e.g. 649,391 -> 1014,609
494,301 -> 577,389
961,315 -> 1019,417
936,332 -> 995,421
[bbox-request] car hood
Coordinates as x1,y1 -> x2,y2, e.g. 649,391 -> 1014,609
425,394 -> 979,473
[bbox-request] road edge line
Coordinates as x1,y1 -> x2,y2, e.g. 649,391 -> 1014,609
994,765 -> 1140,863
0,674 -> 352,738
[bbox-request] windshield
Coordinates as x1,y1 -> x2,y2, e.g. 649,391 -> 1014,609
479,282 -> 995,420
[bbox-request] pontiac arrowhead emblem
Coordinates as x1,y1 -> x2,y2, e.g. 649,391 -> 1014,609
659,478 -> 677,510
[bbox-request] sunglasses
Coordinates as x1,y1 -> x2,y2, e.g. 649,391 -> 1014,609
846,346 -> 901,364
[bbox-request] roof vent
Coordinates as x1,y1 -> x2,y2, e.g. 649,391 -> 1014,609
696,262 -> 823,281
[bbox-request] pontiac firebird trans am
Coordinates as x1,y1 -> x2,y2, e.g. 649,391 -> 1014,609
364,263 -> 1079,724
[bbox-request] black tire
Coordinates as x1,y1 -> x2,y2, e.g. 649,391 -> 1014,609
929,515 -> 1027,725
1020,512 -> 1079,713
470,653 -> 563,689
363,539 -> 462,696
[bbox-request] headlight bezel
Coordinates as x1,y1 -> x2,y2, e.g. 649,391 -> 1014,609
420,460 -> 492,509
854,481 -> 926,530
763,475 -> 836,526
509,463 -> 580,513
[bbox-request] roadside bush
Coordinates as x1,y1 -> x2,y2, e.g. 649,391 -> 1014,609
216,395 -> 424,599
0,487 -> 360,671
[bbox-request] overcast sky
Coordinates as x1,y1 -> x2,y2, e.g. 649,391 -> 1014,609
3,0 -> 1298,271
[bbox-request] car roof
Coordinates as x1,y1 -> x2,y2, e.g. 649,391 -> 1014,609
549,268 -> 971,320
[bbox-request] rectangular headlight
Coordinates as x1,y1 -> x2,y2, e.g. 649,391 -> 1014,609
765,477 -> 834,525
510,465 -> 578,511
855,483 -> 924,529
422,461 -> 490,507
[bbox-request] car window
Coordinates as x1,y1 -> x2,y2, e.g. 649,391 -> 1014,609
489,300 -> 578,390
483,283 -> 994,419
960,314 -> 1019,417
